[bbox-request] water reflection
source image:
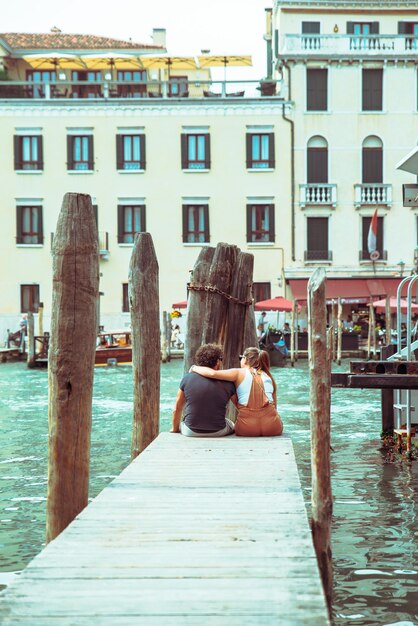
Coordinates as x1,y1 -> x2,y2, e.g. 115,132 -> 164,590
0,359 -> 417,625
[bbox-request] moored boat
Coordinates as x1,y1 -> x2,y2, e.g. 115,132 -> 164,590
96,330 -> 132,365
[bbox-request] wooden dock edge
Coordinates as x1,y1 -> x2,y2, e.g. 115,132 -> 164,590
0,433 -> 330,625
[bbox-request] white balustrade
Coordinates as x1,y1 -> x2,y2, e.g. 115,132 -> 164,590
300,184 -> 337,208
283,34 -> 417,57
354,184 -> 392,207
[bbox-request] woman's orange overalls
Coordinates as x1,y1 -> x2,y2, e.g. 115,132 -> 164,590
235,370 -> 284,437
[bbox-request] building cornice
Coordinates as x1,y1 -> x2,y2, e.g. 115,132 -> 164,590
0,99 -> 293,117
275,0 -> 418,7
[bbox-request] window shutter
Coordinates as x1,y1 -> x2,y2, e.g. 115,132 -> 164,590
182,204 -> 189,242
398,22 -> 407,34
140,205 -> 146,232
307,217 -> 328,252
246,204 -> 252,242
246,134 -> 252,168
274,29 -> 279,56
362,148 -> 383,183
203,204 -> 210,242
181,134 -> 188,169
140,135 -> 146,170
116,134 -> 124,169
38,206 -> 44,245
362,69 -> 382,111
346,22 -> 354,34
268,133 -> 275,168
307,69 -> 327,111
66,136 -> 74,170
16,206 -> 23,244
117,204 -> 124,243
38,136 -> 44,170
14,135 -> 21,170
88,135 -> 94,170
307,147 -> 328,183
370,22 -> 380,34
302,21 -> 320,34
204,134 -> 211,169
268,204 -> 275,242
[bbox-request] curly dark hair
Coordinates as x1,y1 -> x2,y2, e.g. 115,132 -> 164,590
195,343 -> 223,368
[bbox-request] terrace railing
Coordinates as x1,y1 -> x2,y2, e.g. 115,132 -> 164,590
281,34 -> 418,58
0,79 -> 283,102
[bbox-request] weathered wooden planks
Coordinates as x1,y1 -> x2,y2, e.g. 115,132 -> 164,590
0,434 -> 330,625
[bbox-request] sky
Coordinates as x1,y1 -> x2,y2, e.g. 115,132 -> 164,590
1,0 -> 270,81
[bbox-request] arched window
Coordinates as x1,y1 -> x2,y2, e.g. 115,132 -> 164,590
307,136 -> 328,183
362,135 -> 383,183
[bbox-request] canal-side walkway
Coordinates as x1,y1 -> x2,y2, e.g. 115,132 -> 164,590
0,433 -> 330,625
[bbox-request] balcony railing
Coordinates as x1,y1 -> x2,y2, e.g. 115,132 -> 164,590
0,79 -> 283,102
354,184 -> 392,207
359,249 -> 388,262
304,250 -> 333,262
300,183 -> 337,208
281,34 -> 418,58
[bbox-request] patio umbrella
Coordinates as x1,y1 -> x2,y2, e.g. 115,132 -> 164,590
23,53 -> 86,70
172,300 -> 187,309
254,296 -> 296,312
141,56 -> 196,78
80,53 -> 145,71
372,297 -> 418,313
197,54 -> 252,81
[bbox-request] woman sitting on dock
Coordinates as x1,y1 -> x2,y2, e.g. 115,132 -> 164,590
191,347 -> 283,437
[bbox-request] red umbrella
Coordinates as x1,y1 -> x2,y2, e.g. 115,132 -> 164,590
172,300 -> 187,309
254,296 -> 297,312
372,297 -> 418,313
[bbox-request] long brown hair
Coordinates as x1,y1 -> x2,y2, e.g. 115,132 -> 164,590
242,347 -> 276,394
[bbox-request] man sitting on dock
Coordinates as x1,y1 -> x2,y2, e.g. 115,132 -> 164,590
171,343 -> 236,437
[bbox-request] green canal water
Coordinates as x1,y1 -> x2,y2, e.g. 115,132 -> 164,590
0,359 -> 417,626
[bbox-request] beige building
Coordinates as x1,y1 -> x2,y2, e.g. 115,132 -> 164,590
268,0 -> 418,310
0,31 -> 287,338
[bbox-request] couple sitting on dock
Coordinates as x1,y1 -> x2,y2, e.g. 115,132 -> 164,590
171,343 -> 283,437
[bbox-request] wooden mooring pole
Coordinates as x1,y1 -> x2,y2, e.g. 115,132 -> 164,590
46,193 -> 99,543
161,311 -> 170,363
129,232 -> 160,458
385,296 -> 392,346
337,298 -> 342,365
27,312 -> 35,367
308,267 -> 333,611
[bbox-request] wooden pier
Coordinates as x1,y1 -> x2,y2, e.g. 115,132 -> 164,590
0,433 -> 329,625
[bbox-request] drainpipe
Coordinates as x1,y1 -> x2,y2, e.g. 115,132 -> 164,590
281,61 -> 295,262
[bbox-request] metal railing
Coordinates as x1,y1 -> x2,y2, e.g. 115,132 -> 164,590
0,79 -> 283,101
359,249 -> 388,261
300,183 -> 337,207
282,34 -> 418,57
354,184 -> 392,207
304,250 -> 333,262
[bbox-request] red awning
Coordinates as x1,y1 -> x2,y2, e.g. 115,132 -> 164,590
287,277 -> 403,304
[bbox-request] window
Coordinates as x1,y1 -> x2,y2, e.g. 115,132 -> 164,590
67,135 -> 94,170
117,70 -> 147,97
26,70 -> 56,97
306,68 -> 327,111
122,283 -> 130,312
169,76 -> 188,97
253,282 -> 271,303
362,69 -> 383,112
116,134 -> 146,170
182,205 -> 209,243
246,204 -> 275,243
16,205 -> 43,244
347,22 -> 379,35
306,217 -> 330,261
181,134 -> 210,170
246,133 -> 275,169
14,135 -> 43,170
362,137 -> 383,183
301,22 -> 321,50
398,22 -> 418,50
21,284 -> 40,313
117,205 -> 146,243
307,136 -> 328,183
361,216 -> 384,260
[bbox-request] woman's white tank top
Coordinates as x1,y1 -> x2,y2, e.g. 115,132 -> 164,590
236,368 -> 274,405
